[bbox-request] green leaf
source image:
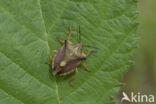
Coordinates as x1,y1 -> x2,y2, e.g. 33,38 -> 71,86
0,0 -> 138,104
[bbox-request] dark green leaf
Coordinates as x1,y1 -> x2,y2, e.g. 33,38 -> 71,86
0,0 -> 138,104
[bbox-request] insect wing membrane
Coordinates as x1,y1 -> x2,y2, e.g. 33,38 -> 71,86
57,59 -> 81,75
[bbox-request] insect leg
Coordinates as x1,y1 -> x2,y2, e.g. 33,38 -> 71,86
45,62 -> 51,64
50,50 -> 57,66
68,26 -> 72,42
57,39 -> 64,44
52,50 -> 57,53
57,38 -> 72,45
86,50 -> 95,57
45,50 -> 57,65
82,61 -> 90,72
68,68 -> 78,86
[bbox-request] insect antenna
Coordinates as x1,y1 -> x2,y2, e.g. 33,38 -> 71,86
83,45 -> 99,50
64,40 -> 68,49
78,24 -> 81,42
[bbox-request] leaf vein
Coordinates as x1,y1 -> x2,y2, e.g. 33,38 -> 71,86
48,0 -> 70,33
0,51 -> 55,92
0,87 -> 25,104
37,0 -> 61,104
103,3 -> 134,21
0,6 -> 44,41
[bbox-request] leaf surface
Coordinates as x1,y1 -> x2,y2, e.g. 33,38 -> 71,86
0,0 -> 138,104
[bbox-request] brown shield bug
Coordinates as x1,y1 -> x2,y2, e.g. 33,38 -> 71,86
47,25 -> 96,85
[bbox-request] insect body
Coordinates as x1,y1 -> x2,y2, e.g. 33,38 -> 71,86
49,26 -> 95,85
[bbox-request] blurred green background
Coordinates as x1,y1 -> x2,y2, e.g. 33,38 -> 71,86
116,0 -> 156,103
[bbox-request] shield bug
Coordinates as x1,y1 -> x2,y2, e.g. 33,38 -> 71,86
48,25 -> 96,85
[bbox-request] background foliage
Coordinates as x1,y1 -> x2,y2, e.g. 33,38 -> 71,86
0,0 -> 137,104
117,0 -> 156,103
